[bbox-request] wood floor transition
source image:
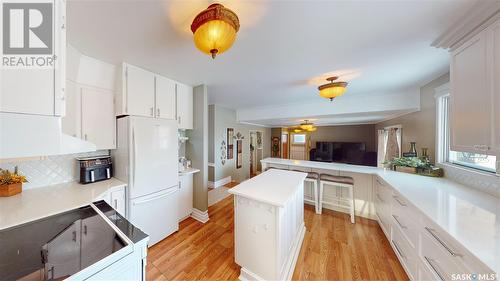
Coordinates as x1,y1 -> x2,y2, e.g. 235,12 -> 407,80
146,191 -> 408,281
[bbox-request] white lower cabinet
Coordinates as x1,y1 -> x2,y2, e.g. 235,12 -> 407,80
374,177 -> 494,281
178,174 -> 194,221
392,222 -> 417,280
93,185 -> 126,217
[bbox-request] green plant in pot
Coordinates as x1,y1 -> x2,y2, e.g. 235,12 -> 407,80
387,157 -> 431,174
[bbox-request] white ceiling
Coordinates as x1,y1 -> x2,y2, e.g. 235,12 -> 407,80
67,0 -> 474,125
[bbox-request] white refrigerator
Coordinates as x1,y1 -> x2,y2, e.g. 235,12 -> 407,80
113,116 -> 179,246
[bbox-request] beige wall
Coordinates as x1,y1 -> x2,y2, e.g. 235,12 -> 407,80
213,105 -> 271,183
309,124 -> 377,152
376,73 -> 450,163
186,85 -> 209,212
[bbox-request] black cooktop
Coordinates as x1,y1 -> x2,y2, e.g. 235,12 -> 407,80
0,201 -> 147,281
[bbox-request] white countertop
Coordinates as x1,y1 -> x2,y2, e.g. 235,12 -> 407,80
261,158 -> 500,273
0,178 -> 126,230
228,169 -> 307,207
179,167 -> 200,176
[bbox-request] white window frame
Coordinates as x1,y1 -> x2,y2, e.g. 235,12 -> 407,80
435,83 -> 499,175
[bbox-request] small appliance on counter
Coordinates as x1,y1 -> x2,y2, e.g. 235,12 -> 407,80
178,157 -> 192,172
77,156 -> 112,184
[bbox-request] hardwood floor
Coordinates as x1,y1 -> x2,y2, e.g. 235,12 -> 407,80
146,195 -> 408,281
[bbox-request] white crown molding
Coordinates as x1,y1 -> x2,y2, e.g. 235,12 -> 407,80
432,2 -> 500,50
191,208 -> 210,224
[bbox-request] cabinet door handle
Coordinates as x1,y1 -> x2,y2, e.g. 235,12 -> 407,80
425,227 -> 462,257
392,240 -> 406,260
392,215 -> 407,229
157,108 -> 160,117
178,116 -> 181,125
83,225 -> 87,235
72,231 -> 77,242
84,134 -> 88,141
393,195 -> 407,207
114,199 -> 118,209
150,107 -> 154,116
424,257 -> 446,281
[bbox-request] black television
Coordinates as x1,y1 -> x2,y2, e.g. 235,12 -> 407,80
310,142 -> 376,166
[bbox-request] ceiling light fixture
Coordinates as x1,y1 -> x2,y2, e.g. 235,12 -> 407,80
290,120 -> 316,133
191,3 -> 240,59
318,76 -> 348,101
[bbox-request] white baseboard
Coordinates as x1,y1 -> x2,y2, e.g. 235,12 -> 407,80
191,208 -> 209,224
209,176 -> 232,189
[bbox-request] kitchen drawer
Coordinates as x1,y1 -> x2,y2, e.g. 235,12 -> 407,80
420,222 -> 493,278
420,229 -> 466,281
392,223 -> 418,280
391,193 -> 419,249
418,260 -> 437,281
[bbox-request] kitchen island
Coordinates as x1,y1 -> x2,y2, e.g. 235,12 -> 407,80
228,169 -> 307,281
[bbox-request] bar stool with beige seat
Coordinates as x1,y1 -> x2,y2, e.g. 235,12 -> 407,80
318,174 -> 355,223
292,170 -> 320,214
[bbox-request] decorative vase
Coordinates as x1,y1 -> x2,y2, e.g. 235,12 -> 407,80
0,183 -> 22,197
409,142 -> 417,156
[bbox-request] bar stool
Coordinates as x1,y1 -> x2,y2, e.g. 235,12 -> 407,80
293,170 -> 320,214
319,174 -> 355,223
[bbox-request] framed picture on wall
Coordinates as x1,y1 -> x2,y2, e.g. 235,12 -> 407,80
227,128 -> 234,159
236,139 -> 242,169
271,136 -> 280,157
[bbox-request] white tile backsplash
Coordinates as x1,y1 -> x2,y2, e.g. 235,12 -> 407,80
0,151 -> 108,189
441,163 -> 500,198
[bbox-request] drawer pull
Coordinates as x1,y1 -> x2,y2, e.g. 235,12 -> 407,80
424,256 -> 446,281
393,195 -> 407,207
392,240 -> 406,260
376,178 -> 384,186
392,215 -> 407,229
425,227 -> 463,257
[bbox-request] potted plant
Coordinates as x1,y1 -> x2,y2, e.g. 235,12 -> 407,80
0,168 -> 27,197
388,157 -> 430,174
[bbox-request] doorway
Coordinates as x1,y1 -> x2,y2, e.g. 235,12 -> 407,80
249,130 -> 263,177
281,131 -> 289,159
289,133 -> 308,160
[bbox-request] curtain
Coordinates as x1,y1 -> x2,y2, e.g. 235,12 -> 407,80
385,128 -> 401,163
377,130 -> 387,167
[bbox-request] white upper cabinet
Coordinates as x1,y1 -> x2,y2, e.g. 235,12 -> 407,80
450,32 -> 491,153
155,76 -> 176,120
0,0 -> 66,116
116,62 -> 193,129
490,19 -> 500,155
176,83 -> 193,130
81,87 -> 116,149
117,63 -> 155,117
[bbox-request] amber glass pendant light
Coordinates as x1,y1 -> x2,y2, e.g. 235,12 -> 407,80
191,3 -> 240,59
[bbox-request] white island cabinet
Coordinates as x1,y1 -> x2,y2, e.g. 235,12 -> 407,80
228,169 -> 307,281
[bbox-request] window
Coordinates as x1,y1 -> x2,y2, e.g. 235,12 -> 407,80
437,94 -> 497,173
292,134 -> 306,144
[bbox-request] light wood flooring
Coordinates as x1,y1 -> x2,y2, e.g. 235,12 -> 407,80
146,193 -> 408,281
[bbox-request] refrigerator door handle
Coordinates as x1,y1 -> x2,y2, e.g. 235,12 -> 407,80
133,188 -> 177,205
